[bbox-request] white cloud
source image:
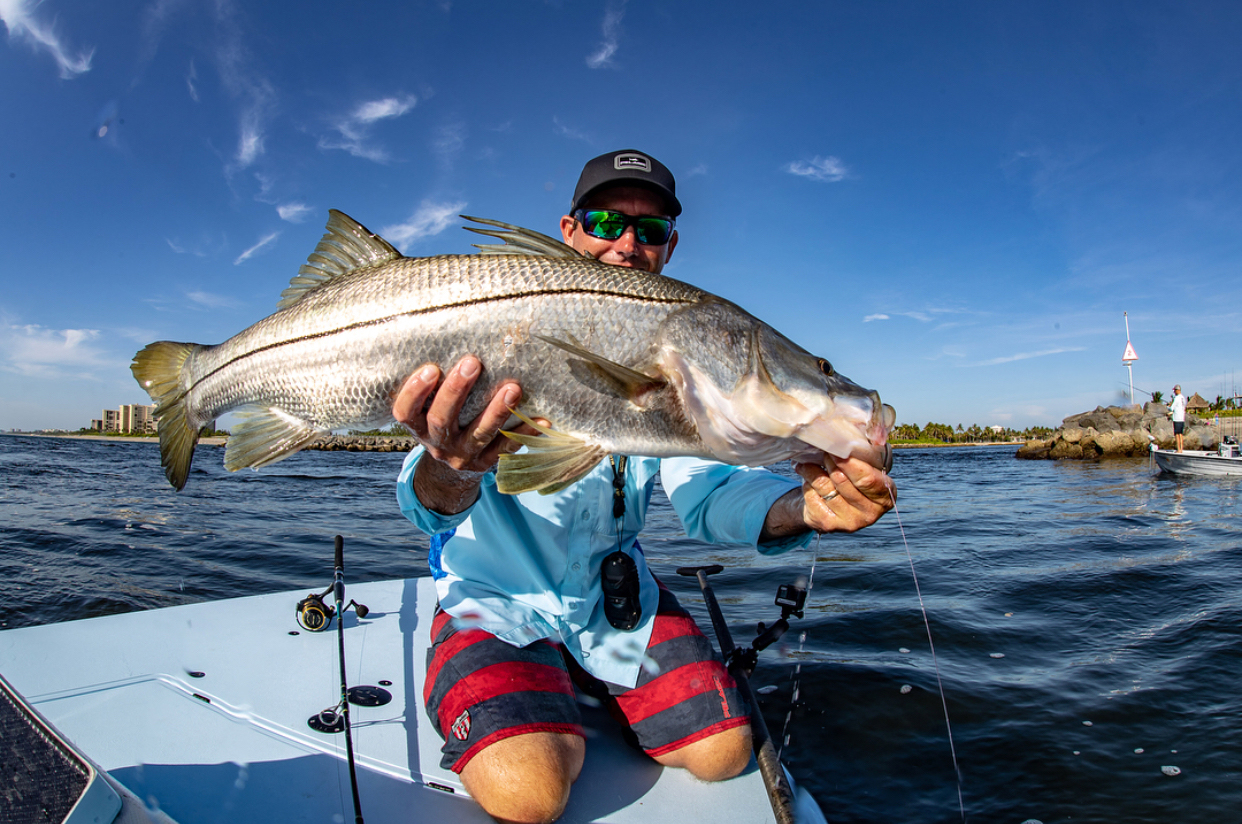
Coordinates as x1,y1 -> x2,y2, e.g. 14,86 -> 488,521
0,322 -> 110,378
278,202 -> 312,222
586,2 -> 626,69
969,347 -> 1086,367
166,238 -> 200,256
553,116 -> 592,144
319,94 -> 418,163
234,231 -> 279,265
211,3 -> 277,171
786,155 -> 849,183
381,200 -> 466,249
186,290 -> 242,310
434,121 -> 466,170
355,96 -> 417,124
0,0 -> 94,78
166,230 -> 228,258
186,58 -> 198,101
863,313 -> 890,322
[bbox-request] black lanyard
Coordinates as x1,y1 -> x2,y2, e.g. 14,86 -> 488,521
609,455 -> 628,520
602,455 -> 640,631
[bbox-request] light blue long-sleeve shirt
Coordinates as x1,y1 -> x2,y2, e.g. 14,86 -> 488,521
396,449 -> 810,687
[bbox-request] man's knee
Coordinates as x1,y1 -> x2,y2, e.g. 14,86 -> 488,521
655,724 -> 753,782
460,732 -> 585,824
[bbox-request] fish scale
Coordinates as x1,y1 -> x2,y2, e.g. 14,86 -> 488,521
132,211 -> 892,492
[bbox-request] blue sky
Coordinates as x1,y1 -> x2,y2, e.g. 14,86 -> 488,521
2,0 -> 1239,433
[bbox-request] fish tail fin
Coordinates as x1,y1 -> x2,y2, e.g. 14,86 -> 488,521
131,341 -> 202,491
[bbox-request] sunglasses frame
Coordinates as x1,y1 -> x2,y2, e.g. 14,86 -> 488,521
573,209 -> 676,246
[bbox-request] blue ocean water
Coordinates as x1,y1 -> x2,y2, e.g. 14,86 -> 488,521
2,433 -> 1239,823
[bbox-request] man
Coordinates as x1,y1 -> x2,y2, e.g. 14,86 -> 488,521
1170,384 -> 1187,452
392,149 -> 895,824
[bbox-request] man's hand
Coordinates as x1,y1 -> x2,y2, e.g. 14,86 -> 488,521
760,456 -> 896,541
794,457 -> 895,533
392,355 -> 537,515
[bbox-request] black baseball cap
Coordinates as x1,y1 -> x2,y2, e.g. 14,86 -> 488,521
570,149 -> 682,217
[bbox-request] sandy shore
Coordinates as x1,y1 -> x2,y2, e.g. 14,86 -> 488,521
7,433 -> 228,446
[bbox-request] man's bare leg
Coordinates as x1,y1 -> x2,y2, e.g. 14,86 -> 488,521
460,732 -> 585,824
652,724 -> 752,782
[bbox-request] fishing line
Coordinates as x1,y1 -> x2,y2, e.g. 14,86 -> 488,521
775,535 -> 818,761
888,489 -> 966,822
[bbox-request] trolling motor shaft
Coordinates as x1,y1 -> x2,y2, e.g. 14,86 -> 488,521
677,564 -> 796,824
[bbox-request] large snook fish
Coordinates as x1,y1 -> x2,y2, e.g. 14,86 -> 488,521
132,211 -> 894,492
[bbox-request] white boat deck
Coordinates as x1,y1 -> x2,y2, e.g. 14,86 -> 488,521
0,577 -> 782,824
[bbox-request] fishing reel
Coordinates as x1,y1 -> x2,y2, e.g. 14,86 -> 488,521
295,585 -> 370,632
733,581 -> 807,676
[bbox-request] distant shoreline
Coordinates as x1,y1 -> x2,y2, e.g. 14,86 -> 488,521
4,432 -> 228,446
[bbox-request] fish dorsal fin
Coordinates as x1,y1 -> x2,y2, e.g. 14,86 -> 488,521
536,335 -> 667,402
463,215 -> 587,259
278,210 -> 402,309
497,409 -> 607,495
224,407 -> 325,472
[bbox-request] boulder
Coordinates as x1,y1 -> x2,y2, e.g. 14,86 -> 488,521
1060,426 -> 1087,444
1015,440 -> 1051,460
1016,403 -> 1218,461
1049,440 -> 1083,459
1094,430 -> 1137,456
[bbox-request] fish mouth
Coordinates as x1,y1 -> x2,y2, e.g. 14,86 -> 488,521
796,396 -> 895,472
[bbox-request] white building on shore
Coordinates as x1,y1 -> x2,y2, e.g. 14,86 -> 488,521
91,404 -> 156,434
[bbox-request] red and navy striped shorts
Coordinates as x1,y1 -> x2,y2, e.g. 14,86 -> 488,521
423,585 -> 749,772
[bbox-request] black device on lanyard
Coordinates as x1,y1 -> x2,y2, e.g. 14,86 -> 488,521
601,455 -> 642,631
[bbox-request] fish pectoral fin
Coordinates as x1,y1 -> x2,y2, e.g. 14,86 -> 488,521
278,210 -> 403,309
496,411 -> 606,495
224,408 -> 325,472
535,335 -> 667,403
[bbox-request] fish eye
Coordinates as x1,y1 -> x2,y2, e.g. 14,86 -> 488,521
817,358 -> 834,377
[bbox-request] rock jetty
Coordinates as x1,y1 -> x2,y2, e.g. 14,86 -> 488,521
305,435 -> 416,453
1016,403 -> 1218,460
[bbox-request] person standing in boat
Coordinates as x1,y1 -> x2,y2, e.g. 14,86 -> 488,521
391,149 -> 896,824
1170,384 -> 1187,453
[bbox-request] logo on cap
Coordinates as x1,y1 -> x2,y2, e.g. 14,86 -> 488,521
614,153 -> 652,173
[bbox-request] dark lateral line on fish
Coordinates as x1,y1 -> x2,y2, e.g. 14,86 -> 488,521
189,288 -> 695,392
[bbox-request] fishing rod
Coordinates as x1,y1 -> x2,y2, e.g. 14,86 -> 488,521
332,535 -> 365,824
299,536 -> 369,824
677,564 -> 797,824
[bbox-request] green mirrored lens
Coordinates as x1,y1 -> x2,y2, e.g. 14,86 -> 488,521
586,211 -> 625,239
580,211 -> 673,244
634,218 -> 671,245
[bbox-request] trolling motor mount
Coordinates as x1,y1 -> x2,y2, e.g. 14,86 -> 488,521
733,581 -> 808,676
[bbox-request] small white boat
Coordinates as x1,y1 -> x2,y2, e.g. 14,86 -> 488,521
1151,439 -> 1242,476
1,574 -> 825,824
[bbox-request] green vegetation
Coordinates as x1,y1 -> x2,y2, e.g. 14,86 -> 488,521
891,422 -> 1054,445
347,423 -> 414,437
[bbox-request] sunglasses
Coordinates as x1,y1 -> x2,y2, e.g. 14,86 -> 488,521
574,210 -> 676,246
